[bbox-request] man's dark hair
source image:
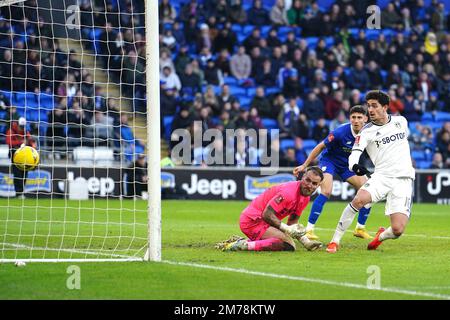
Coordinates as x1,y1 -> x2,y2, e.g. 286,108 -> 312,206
349,105 -> 368,116
305,166 -> 324,181
365,90 -> 390,106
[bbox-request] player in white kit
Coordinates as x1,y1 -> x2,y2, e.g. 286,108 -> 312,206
326,90 -> 415,253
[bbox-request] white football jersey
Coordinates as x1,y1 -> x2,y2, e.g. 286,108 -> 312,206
353,115 -> 415,179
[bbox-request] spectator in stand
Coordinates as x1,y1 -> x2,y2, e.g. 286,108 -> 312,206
91,110 -> 114,147
348,59 -> 370,92
160,65 -> 182,94
174,45 -> 191,76
270,0 -> 288,26
243,27 -> 262,55
68,100 -> 91,147
401,90 -> 423,122
287,0 -> 304,26
203,85 -> 220,116
280,147 -> 299,167
278,98 -> 300,139
204,59 -> 224,86
282,70 -> 301,99
180,63 -> 202,97
430,152 -> 444,169
213,26 -> 237,55
325,90 -> 343,120
6,117 -> 37,198
46,105 -> 67,154
126,154 -> 148,199
382,3 -> 402,29
216,110 -> 236,131
303,91 -> 325,121
160,81 -> 178,116
437,126 -> 450,162
247,0 -> 270,26
250,86 -> 274,119
249,107 -> 263,130
235,109 -> 257,130
437,71 -> 450,111
159,0 -> 177,24
388,88 -> 404,115
312,118 -> 329,143
416,71 -> 433,102
267,28 -> 282,48
255,58 -> 276,87
329,110 -> 347,132
179,0 -> 204,23
217,84 -> 238,110
197,23 -> 213,53
228,0 -> 247,24
249,46 -> 265,79
386,64 -> 403,88
230,45 -> 252,82
215,49 -> 231,77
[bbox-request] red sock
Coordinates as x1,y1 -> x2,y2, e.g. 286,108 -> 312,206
247,238 -> 284,251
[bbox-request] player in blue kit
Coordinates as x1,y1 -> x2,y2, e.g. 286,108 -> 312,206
293,105 -> 373,241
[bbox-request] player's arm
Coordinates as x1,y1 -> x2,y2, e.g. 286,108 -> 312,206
287,214 -> 299,226
293,142 -> 326,176
262,205 -> 303,237
349,132 -> 370,176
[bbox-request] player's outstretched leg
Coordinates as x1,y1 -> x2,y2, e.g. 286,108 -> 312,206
353,207 -> 373,239
368,213 -> 408,250
306,194 -> 329,240
326,203 -> 358,253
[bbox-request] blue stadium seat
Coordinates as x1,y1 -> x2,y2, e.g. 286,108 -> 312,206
262,118 -> 278,129
305,37 -> 319,48
377,0 -> 391,9
365,29 -> 382,40
224,76 -> 238,86
435,112 -> 450,122
0,90 -> 13,103
421,112 -> 433,121
231,24 -> 242,34
302,139 -> 317,149
416,160 -> 431,169
317,0 -> 335,11
246,87 -> 257,97
237,95 -> 252,107
229,85 -> 246,96
265,87 -> 280,95
163,116 -> 174,141
38,93 -> 55,111
412,150 -> 426,161
280,139 -> 295,150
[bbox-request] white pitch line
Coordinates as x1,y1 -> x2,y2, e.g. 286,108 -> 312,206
0,242 -> 136,259
315,227 -> 450,240
162,260 -> 450,300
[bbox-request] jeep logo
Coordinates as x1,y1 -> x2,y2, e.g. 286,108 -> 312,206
182,174 -> 237,199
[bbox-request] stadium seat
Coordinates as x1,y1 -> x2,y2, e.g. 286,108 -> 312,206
163,116 -> 174,141
302,139 -> 317,150
261,118 -> 278,129
246,87 -> 257,97
435,112 -> 450,122
412,150 -> 426,161
224,76 -> 238,86
265,87 -> 280,95
377,0 -> 391,9
421,112 -> 433,121
229,85 -> 246,96
305,37 -> 319,49
317,0 -> 335,11
237,95 -> 252,107
280,139 -> 295,150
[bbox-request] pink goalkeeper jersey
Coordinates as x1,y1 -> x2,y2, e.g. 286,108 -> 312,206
245,181 -> 310,221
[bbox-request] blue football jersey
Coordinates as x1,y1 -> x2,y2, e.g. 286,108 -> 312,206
320,123 -> 356,168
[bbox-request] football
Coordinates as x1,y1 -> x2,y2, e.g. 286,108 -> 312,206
13,145 -> 40,171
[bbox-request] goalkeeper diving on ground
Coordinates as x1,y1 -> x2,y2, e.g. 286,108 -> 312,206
215,166 -> 324,252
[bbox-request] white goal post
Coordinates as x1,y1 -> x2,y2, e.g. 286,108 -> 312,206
0,0 -> 160,263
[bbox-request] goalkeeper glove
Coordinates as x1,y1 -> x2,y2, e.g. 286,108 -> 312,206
352,164 -> 371,177
280,223 -> 306,238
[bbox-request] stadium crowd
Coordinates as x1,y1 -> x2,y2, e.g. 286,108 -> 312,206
1,0 -> 450,169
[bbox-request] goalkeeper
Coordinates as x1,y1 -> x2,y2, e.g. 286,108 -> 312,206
216,167 -> 324,252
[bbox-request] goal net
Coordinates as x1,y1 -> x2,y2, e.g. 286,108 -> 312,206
0,0 -> 157,262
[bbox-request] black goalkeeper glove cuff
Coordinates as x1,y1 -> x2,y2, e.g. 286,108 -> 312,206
352,164 -> 370,176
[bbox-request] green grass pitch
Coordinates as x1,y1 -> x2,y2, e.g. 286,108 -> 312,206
0,199 -> 449,300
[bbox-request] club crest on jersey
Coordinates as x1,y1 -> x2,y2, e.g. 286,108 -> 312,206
328,133 -> 334,142
395,122 -> 401,129
275,195 -> 284,204
376,131 -> 381,136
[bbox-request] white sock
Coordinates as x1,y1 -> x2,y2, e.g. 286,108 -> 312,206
379,227 -> 399,241
306,222 -> 315,232
331,203 -> 358,244
356,223 -> 365,229
300,235 -> 311,245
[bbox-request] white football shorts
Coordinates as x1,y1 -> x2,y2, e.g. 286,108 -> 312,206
360,174 -> 414,217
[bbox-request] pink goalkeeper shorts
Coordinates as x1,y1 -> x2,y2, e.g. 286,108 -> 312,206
239,206 -> 270,241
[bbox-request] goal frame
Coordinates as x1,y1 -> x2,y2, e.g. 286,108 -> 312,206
0,0 -> 161,263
